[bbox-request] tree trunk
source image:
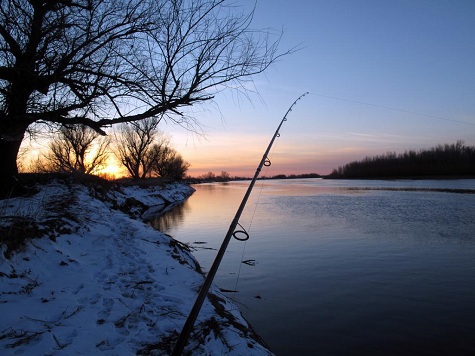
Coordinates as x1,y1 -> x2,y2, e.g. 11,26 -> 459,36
1,75 -> 33,197
0,129 -> 26,198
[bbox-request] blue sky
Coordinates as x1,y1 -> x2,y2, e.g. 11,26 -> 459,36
163,0 -> 475,176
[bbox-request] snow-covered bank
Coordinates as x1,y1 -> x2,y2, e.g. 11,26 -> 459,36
0,179 -> 272,355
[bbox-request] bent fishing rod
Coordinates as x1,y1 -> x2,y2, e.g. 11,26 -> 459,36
172,92 -> 308,355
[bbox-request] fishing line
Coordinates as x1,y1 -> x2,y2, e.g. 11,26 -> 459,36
172,93 -> 308,355
310,92 -> 475,126
220,126 -> 281,355
230,136 -> 279,305
221,102 -> 291,354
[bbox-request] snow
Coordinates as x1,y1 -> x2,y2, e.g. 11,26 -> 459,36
0,179 -> 273,355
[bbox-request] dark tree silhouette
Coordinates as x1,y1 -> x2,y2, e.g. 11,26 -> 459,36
115,118 -> 169,180
152,146 -> 190,180
328,141 -> 475,179
0,0 -> 287,196
46,125 -> 109,174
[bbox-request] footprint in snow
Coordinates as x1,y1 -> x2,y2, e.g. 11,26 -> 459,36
97,298 -> 114,322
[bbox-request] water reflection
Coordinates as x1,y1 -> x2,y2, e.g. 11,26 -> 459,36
148,179 -> 475,355
148,201 -> 190,233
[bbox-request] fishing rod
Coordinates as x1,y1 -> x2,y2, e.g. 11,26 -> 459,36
172,92 -> 308,355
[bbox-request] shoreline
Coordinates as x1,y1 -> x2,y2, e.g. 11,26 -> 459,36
0,178 -> 273,354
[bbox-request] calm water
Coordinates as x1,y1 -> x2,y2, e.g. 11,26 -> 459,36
150,179 -> 475,355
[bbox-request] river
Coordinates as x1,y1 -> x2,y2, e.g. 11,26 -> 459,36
149,178 -> 475,355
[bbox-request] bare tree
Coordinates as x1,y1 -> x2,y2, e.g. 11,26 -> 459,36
152,146 -> 190,180
201,171 -> 216,181
218,170 -> 231,181
46,125 -> 109,174
115,118 -> 170,180
0,0 -> 288,195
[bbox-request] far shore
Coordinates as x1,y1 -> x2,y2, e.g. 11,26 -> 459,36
184,174 -> 475,184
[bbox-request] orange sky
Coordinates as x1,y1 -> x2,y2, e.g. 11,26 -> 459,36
163,88 -> 475,178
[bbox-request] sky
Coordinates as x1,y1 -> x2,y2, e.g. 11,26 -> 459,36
160,0 -> 475,177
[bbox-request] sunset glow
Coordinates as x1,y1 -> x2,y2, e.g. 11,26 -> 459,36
95,158 -> 126,179
18,1 -> 475,179
160,0 -> 475,177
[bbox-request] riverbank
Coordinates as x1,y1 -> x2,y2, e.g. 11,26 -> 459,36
0,178 -> 272,354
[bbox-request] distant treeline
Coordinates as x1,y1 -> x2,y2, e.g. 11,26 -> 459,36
328,141 -> 475,179
260,173 -> 321,180
186,171 -> 321,183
